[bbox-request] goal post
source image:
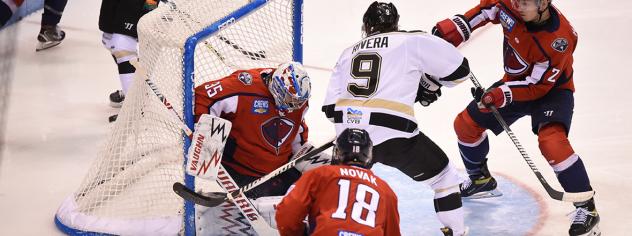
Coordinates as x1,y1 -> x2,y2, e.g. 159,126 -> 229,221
54,0 -> 302,235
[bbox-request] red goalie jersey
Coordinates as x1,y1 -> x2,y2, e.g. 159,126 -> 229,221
275,165 -> 401,236
194,68 -> 309,177
463,0 -> 578,101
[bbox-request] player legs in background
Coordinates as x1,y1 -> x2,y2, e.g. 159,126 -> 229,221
103,33 -> 137,108
99,0 -> 157,121
36,0 -> 68,51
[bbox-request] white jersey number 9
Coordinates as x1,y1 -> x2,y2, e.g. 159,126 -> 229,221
348,52 -> 382,98
331,179 -> 380,228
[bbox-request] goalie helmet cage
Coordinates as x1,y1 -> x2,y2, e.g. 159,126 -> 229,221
53,0 -> 302,235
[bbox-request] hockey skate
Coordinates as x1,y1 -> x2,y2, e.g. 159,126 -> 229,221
568,199 -> 601,236
108,114 -> 118,123
440,226 -> 469,236
36,25 -> 65,51
109,90 -> 125,108
460,163 -> 502,199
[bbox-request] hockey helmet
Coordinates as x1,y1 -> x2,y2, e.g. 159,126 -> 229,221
333,128 -> 374,168
363,1 -> 399,35
268,62 -> 311,113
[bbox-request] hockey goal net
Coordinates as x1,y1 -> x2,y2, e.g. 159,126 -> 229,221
54,0 -> 302,235
0,25 -> 17,166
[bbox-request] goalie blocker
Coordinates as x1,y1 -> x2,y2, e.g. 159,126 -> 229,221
185,114 -> 232,180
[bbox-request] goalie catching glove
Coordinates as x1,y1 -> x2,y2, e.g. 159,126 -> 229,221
292,142 -> 332,173
185,114 -> 232,180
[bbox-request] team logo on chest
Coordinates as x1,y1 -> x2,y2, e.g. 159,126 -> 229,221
346,108 -> 363,124
252,99 -> 269,114
503,39 -> 529,75
551,38 -> 569,52
499,10 -> 516,32
261,117 -> 295,154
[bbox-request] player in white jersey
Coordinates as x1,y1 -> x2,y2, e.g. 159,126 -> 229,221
322,2 -> 472,235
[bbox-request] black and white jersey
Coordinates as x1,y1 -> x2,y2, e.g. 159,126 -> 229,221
322,31 -> 471,145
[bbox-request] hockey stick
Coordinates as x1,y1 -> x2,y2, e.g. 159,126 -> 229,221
468,74 -> 594,202
161,0 -> 266,65
130,58 -> 193,137
173,139 -> 335,207
217,35 -> 267,60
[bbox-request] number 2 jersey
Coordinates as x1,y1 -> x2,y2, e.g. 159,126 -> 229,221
194,68 -> 309,177
275,165 -> 400,236
460,0 -> 577,101
322,31 -> 471,145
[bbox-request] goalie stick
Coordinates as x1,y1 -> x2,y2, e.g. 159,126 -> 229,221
468,74 -> 594,202
173,139 -> 335,207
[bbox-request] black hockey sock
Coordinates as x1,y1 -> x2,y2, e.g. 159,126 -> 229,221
41,0 -> 68,26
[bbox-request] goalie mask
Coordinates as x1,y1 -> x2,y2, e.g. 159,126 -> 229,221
363,1 -> 399,36
333,128 -> 373,168
268,62 -> 311,113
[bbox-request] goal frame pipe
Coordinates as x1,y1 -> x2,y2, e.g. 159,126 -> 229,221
181,0 -> 303,235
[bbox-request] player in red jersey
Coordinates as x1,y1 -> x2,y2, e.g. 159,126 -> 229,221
275,128 -> 400,236
433,0 -> 599,235
195,62 -> 322,199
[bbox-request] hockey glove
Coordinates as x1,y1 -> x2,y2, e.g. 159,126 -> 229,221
475,84 -> 513,112
417,73 -> 442,106
418,87 -> 442,107
292,142 -> 332,173
432,15 -> 471,47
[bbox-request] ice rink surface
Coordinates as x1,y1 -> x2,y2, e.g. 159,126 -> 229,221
1,0 -> 631,235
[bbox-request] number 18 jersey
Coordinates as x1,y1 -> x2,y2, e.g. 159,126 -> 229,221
322,31 -> 470,145
275,165 -> 400,236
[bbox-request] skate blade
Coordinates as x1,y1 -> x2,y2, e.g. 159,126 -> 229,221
36,41 -> 62,51
462,189 -> 503,200
576,225 -> 600,236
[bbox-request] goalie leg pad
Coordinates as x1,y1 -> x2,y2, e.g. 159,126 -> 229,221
252,196 -> 284,229
196,202 -> 257,236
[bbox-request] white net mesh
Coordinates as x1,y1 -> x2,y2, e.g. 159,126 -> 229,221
55,0 -> 299,234
0,25 -> 17,165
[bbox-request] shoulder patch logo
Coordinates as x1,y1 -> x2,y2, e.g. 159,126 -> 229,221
551,38 -> 569,52
252,99 -> 269,114
499,10 -> 516,32
238,72 -> 253,85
